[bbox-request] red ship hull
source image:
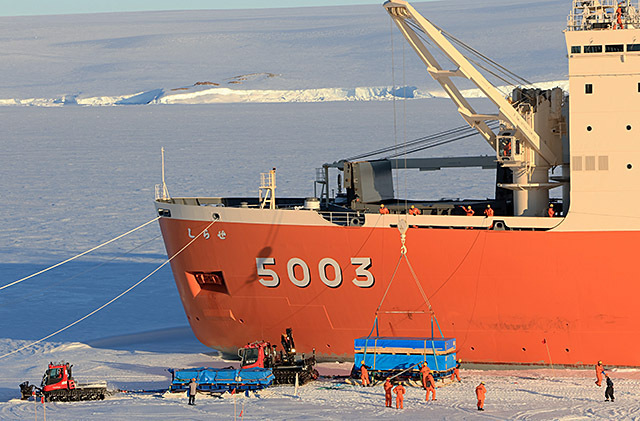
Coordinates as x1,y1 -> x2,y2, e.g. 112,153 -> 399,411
159,215 -> 640,366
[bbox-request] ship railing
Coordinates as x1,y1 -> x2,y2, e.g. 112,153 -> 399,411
318,211 -> 365,227
567,0 -> 640,31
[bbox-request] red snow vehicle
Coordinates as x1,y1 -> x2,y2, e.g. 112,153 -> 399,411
20,362 -> 107,402
238,328 -> 318,384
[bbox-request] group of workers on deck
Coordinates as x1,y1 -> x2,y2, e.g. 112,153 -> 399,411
379,203 -> 557,217
358,359 -> 614,411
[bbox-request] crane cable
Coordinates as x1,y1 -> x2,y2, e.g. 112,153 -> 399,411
0,217 -> 160,292
0,220 -> 216,361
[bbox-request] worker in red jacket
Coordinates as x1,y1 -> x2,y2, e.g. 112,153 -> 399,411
548,204 -> 555,217
595,361 -> 604,387
484,205 -> 494,217
419,362 -> 431,389
425,372 -> 436,401
383,378 -> 393,408
451,359 -> 462,382
476,381 -> 486,411
360,361 -> 371,387
394,382 -> 406,409
379,204 -> 390,214
408,205 -> 421,216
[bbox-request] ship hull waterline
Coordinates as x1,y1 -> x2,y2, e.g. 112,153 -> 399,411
158,216 -> 639,367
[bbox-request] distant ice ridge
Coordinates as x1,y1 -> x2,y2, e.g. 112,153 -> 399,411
0,80 -> 568,106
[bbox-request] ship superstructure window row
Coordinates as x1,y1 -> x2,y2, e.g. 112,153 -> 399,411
571,44 -> 640,53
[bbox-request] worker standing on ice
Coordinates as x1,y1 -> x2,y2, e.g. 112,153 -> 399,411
379,204 -> 390,214
451,359 -> 462,382
605,373 -> 615,402
425,372 -> 436,402
419,362 -> 431,389
188,378 -> 197,405
384,378 -> 393,408
360,361 -> 370,387
394,382 -> 406,409
475,381 -> 486,411
595,361 -> 604,387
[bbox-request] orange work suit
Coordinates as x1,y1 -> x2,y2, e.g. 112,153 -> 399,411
425,373 -> 436,401
476,383 -> 486,410
393,384 -> 406,409
384,380 -> 393,408
361,365 -> 370,387
463,207 -> 474,216
595,363 -> 604,387
548,207 -> 555,217
419,364 -> 431,389
451,366 -> 461,382
408,207 -> 421,216
484,208 -> 494,217
379,207 -> 390,215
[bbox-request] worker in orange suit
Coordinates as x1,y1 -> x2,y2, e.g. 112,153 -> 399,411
383,378 -> 393,408
461,205 -> 474,216
451,359 -> 462,382
425,372 -> 436,401
595,361 -> 604,387
548,204 -> 555,217
379,204 -> 390,214
360,361 -> 370,387
419,362 -> 431,389
476,381 -> 486,411
408,205 -> 421,216
484,205 -> 494,217
616,3 -> 624,29
394,382 -> 406,409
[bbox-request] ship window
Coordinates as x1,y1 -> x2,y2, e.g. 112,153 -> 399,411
190,271 -> 228,294
585,156 -> 596,171
584,45 -> 603,53
638,82 -> 640,92
571,46 -> 581,54
605,44 -> 624,52
585,84 -> 593,94
599,156 -> 609,171
628,44 -> 640,51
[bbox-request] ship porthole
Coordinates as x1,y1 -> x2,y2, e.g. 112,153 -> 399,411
470,346 -> 475,351
522,347 -> 526,351
350,217 -> 361,226
627,125 -> 632,131
565,348 -> 570,352
628,163 -> 633,170
212,213 -> 220,220
586,126 -> 592,132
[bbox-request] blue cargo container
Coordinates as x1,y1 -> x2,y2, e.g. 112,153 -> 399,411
168,367 -> 275,393
353,336 -> 457,380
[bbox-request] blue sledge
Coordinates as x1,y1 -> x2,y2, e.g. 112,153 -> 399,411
353,336 -> 457,380
168,367 -> 275,393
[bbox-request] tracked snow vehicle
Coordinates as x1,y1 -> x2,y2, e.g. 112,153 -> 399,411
20,362 -> 107,402
239,328 -> 318,385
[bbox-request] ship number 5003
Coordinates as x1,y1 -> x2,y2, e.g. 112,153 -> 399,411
256,257 -> 374,288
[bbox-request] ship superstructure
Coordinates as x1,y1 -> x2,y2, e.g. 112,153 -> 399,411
155,1 -> 640,366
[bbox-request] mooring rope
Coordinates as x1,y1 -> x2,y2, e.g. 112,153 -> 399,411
0,217 -> 160,292
0,220 -> 216,361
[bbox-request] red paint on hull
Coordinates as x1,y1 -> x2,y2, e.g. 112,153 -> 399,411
159,217 -> 640,366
